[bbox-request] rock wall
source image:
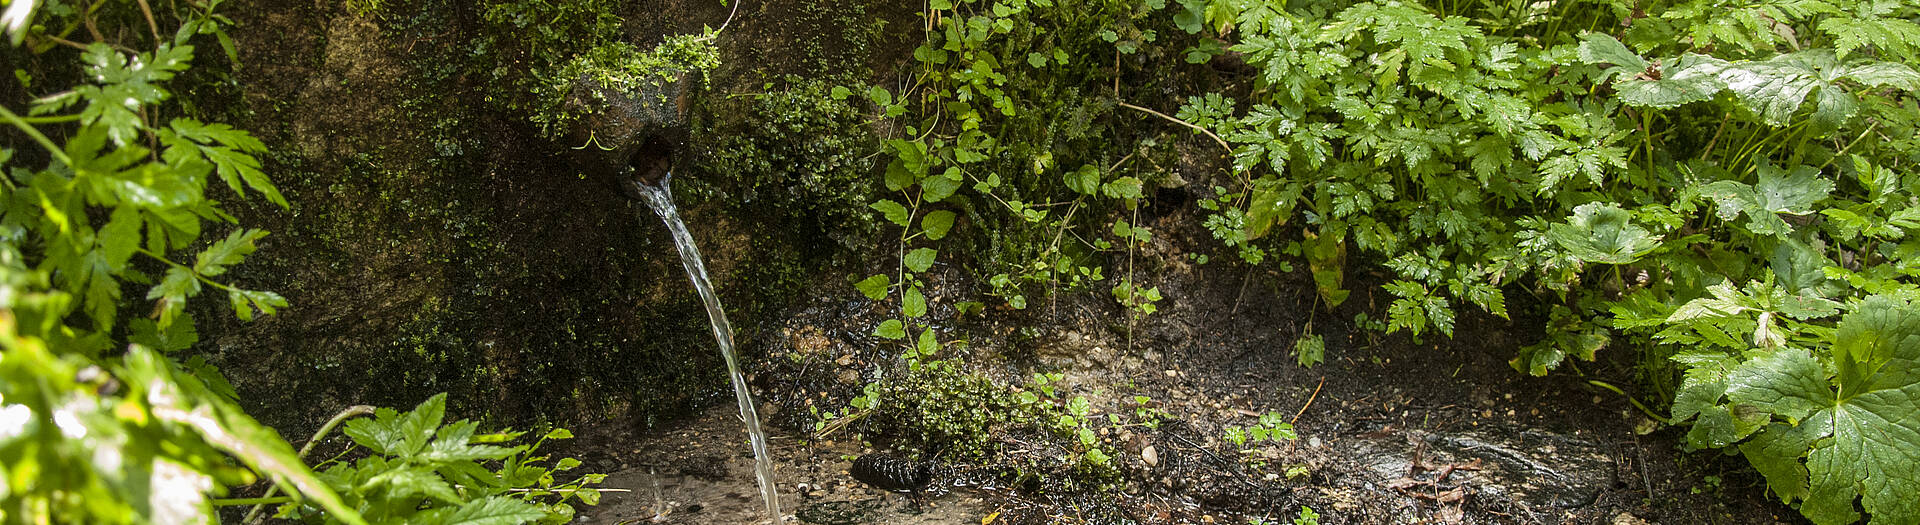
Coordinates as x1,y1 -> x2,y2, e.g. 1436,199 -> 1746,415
195,0 -> 905,435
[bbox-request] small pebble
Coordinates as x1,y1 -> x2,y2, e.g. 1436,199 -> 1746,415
1141,445 -> 1159,467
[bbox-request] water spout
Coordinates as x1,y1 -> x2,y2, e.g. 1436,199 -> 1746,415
630,173 -> 781,521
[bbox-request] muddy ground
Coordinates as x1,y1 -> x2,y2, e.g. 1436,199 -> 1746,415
557,192 -> 1806,525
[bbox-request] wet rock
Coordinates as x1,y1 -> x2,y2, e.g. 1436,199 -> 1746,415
1349,425 -> 1615,510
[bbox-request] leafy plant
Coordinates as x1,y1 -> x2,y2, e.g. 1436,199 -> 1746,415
276,394 -> 601,524
1672,296 -> 1920,525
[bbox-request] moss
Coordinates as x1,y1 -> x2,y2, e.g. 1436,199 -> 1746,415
689,76 -> 879,252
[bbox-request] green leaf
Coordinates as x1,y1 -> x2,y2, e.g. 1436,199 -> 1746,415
129,315 -> 198,352
194,229 -> 267,277
1244,178 -> 1301,241
1576,33 -> 1647,74
1548,203 -> 1661,264
915,328 -> 939,357
97,205 -> 142,270
870,200 -> 910,227
227,289 -> 288,322
1614,54 -> 1729,109
854,274 -> 891,300
921,168 -> 962,202
904,247 -> 937,273
1718,296 -> 1920,525
903,286 -> 927,318
873,319 -> 906,339
427,496 -> 549,525
1100,176 -> 1144,200
367,466 -> 462,504
1064,164 -> 1099,195
148,266 -> 201,329
921,210 -> 956,240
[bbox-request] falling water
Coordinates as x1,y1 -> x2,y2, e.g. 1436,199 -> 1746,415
630,173 -> 781,521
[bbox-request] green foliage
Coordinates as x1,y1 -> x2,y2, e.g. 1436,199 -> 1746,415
1669,297 -> 1920,525
849,0 -> 1920,519
530,35 -> 720,137
851,360 -> 1121,488
279,394 -> 601,524
0,5 -> 592,524
704,77 -> 880,250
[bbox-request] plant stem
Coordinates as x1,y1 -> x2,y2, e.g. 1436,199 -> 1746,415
215,497 -> 293,507
243,405 -> 376,524
1116,101 -> 1232,155
0,105 -> 73,166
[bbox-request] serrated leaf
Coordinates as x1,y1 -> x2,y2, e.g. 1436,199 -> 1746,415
1576,33 -> 1646,74
921,210 -> 956,240
870,200 -> 910,227
98,205 -> 142,270
873,319 -> 906,339
130,315 -> 198,352
148,266 -> 200,329
1614,54 -> 1729,109
921,168 -> 961,202
1244,178 -> 1301,240
903,286 -> 927,318
1547,203 -> 1660,264
367,466 -> 462,504
434,496 -> 549,525
904,247 -> 937,273
854,274 -> 891,300
1719,296 -> 1920,525
195,229 -> 267,277
228,288 -> 287,322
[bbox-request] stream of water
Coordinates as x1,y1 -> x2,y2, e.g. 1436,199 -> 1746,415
631,174 -> 781,521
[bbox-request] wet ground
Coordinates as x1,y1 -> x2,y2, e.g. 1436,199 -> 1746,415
564,198 -> 1808,525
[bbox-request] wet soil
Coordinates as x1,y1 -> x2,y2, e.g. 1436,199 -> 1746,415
562,195 -> 1808,525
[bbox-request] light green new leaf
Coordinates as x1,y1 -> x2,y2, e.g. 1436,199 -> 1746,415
1100,176 -> 1144,200
1547,203 -> 1660,264
904,247 -> 937,273
870,200 -> 910,227
148,266 -> 201,328
920,210 -> 956,240
854,274 -> 891,300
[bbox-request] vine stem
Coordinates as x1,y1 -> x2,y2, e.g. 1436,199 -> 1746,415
1116,101 -> 1232,155
242,405 -> 377,524
0,104 -> 73,166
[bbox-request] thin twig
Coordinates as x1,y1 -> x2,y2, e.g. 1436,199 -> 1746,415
244,406 -> 376,524
695,0 -> 744,42
1116,101 -> 1232,155
134,0 -> 160,43
1290,377 -> 1324,425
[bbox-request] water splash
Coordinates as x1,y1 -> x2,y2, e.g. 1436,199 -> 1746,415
630,173 -> 781,521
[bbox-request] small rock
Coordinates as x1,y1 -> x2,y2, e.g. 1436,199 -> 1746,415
1612,513 -> 1650,525
1141,445 -> 1159,467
